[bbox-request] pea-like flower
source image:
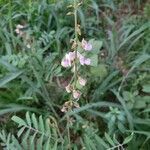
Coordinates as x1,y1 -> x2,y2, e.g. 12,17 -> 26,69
61,57 -> 71,68
61,51 -> 75,68
82,39 -> 92,51
78,77 -> 86,86
65,84 -> 72,93
73,90 -> 81,99
79,55 -> 91,65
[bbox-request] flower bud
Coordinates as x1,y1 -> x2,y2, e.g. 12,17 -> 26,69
78,77 -> 86,86
65,84 -> 72,93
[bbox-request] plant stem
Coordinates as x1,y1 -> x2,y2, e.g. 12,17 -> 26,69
74,0 -> 78,88
67,116 -> 71,150
8,0 -> 15,51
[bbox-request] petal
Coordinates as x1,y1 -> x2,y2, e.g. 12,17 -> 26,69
68,51 -> 75,61
82,39 -> 92,51
81,38 -> 87,48
61,58 -> 71,67
65,84 -> 72,93
79,56 -> 85,65
78,77 -> 86,86
73,90 -> 81,99
84,58 -> 91,65
84,43 -> 92,51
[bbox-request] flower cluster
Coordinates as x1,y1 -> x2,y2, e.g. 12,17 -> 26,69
15,24 -> 24,36
61,39 -> 92,104
61,1 -> 92,113
61,39 -> 92,68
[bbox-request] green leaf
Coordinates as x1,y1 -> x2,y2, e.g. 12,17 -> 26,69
17,127 -> 26,137
26,112 -> 31,127
134,98 -> 146,109
45,119 -> 51,136
89,39 -> 103,54
104,133 -> 115,146
90,64 -> 108,77
142,84 -> 150,93
90,54 -> 98,66
31,132 -> 37,145
123,133 -> 133,144
45,137 -> 50,150
32,113 -> 38,130
11,116 -> 26,127
0,71 -> 23,87
39,115 -> 45,133
95,134 -> 109,149
37,135 -> 44,150
22,129 -> 30,149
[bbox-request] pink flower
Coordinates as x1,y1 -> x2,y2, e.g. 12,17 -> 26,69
78,77 -> 86,86
61,58 -> 71,68
73,90 -> 81,99
82,39 -> 92,51
65,84 -> 72,93
79,55 -> 91,65
84,58 -> 91,65
68,51 -> 75,61
79,55 -> 85,65
61,51 -> 75,68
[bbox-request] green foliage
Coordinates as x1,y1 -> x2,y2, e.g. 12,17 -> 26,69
0,112 -> 61,150
0,0 -> 150,149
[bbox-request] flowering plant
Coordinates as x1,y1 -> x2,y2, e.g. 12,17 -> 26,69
60,1 -> 103,113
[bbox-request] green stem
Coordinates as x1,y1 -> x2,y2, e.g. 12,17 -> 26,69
74,0 -> 78,88
8,0 -> 16,51
67,116 -> 71,150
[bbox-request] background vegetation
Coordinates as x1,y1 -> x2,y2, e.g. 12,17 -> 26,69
0,0 -> 150,149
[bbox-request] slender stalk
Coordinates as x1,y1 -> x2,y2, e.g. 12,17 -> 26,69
74,0 -> 78,87
67,116 -> 71,150
66,2 -> 78,149
8,0 -> 15,51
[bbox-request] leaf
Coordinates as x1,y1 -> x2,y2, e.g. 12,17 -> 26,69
142,84 -> 150,93
32,113 -> 38,130
17,127 -> 26,137
45,119 -> 51,136
89,54 -> 98,67
45,137 -> 50,150
134,99 -> 146,109
31,132 -> 37,145
22,129 -> 30,149
39,115 -> 45,133
90,64 -> 108,78
37,135 -> 44,150
89,39 -> 103,54
0,71 -> 23,87
123,133 -> 133,144
11,116 -> 26,127
26,112 -> 31,127
95,134 -> 109,149
104,133 -> 115,146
